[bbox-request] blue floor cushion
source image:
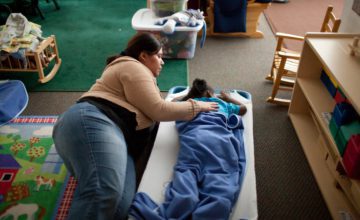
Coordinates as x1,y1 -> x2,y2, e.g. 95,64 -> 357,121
0,80 -> 28,126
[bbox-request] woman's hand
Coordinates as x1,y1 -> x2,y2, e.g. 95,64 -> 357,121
197,101 -> 218,112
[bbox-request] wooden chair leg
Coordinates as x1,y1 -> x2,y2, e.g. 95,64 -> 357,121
39,35 -> 62,83
267,38 -> 284,81
266,62 -> 276,81
35,5 -> 44,19
267,71 -> 282,103
267,57 -> 291,106
34,51 -> 45,82
52,0 -> 59,10
30,0 -> 44,19
0,4 -> 12,25
32,0 -> 59,20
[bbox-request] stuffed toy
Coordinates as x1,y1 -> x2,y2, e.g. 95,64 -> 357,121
156,9 -> 206,48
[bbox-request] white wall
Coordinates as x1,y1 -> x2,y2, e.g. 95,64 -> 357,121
340,0 -> 360,32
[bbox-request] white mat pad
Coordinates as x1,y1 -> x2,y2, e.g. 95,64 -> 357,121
137,89 -> 258,220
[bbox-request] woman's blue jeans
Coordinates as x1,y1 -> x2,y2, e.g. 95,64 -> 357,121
53,102 -> 136,220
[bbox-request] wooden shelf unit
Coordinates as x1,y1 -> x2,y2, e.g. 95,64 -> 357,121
288,33 -> 360,220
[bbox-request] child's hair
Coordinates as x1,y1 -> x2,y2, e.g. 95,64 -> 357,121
106,32 -> 162,65
181,78 -> 214,101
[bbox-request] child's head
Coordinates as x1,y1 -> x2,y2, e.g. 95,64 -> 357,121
181,78 -> 214,101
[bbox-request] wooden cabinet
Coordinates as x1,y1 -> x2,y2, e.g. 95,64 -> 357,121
289,33 -> 360,220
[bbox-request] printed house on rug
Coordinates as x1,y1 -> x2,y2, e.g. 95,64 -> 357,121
0,117 -> 69,220
0,154 -> 21,200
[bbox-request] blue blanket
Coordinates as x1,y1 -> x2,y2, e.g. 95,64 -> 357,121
0,80 -> 28,126
130,112 -> 246,220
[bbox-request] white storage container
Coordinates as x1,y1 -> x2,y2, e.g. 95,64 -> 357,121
131,8 -> 203,59
150,0 -> 188,17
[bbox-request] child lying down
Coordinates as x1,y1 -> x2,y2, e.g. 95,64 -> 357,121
129,79 -> 247,220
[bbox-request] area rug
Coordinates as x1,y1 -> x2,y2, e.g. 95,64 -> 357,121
0,116 -> 71,220
263,0 -> 344,51
0,0 -> 188,92
54,176 -> 76,220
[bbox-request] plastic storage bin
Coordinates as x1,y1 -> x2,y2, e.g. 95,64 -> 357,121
343,134 -> 360,179
335,120 -> 360,156
329,117 -> 340,139
151,0 -> 188,17
320,69 -> 337,97
332,102 -> 358,126
132,8 -> 203,59
334,88 -> 346,104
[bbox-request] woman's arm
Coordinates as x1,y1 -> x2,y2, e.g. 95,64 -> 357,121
122,63 -> 218,121
171,95 -> 186,102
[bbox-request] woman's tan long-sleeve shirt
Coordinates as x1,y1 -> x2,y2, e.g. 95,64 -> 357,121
81,56 -> 197,130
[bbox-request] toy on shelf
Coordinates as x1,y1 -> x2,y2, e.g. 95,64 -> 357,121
349,37 -> 360,56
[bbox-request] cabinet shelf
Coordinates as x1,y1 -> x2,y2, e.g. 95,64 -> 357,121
305,34 -> 360,113
297,78 -> 340,159
297,78 -> 335,113
289,113 -> 359,219
289,33 -> 360,220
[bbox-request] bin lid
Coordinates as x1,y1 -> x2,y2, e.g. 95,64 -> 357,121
132,8 -> 203,32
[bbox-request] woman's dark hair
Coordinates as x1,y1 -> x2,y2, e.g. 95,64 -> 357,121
181,78 -> 214,101
106,32 -> 162,65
